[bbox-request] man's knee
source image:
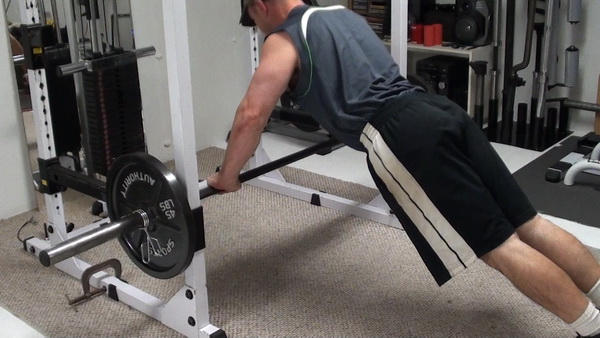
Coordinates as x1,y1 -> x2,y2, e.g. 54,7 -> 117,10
516,214 -> 544,236
480,233 -> 521,271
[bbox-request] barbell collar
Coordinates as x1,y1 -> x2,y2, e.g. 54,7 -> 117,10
13,54 -> 25,66
39,210 -> 147,267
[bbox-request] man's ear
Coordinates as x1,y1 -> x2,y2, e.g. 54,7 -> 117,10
254,0 -> 269,14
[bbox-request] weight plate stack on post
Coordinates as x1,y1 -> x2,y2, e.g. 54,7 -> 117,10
107,153 -> 196,279
83,52 -> 146,176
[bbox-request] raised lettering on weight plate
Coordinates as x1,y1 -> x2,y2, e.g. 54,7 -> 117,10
120,172 -> 156,198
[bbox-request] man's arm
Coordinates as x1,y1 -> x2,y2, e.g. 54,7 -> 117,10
9,34 -> 24,56
206,32 -> 299,192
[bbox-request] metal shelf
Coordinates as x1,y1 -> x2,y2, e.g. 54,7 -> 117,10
407,43 -> 494,117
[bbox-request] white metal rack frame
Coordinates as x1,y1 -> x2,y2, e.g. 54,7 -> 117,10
23,0 -> 223,337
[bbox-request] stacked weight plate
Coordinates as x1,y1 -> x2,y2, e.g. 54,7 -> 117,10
44,46 -> 82,156
83,51 -> 146,176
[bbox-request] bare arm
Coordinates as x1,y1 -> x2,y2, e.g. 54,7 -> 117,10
9,34 -> 24,56
207,32 -> 299,192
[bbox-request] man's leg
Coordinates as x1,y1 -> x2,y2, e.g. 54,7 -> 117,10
481,234 -> 590,323
516,215 -> 600,293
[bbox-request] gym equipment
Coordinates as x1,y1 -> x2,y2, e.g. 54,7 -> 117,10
266,102 -> 338,147
22,1 -> 226,336
515,102 -> 528,148
18,11 -> 82,157
514,135 -> 600,229
38,138 -> 341,278
57,47 -> 156,76
499,0 -> 535,144
54,5 -> 155,176
529,22 -> 544,142
567,0 -> 582,24
545,132 -> 600,183
24,1 -> 407,337
469,60 -> 488,128
564,46 -> 580,88
67,258 -> 122,306
416,55 -> 469,110
533,0 -> 559,149
597,75 -> 600,135
486,0 -> 501,140
453,0 -> 494,47
563,156 -> 600,186
545,148 -> 587,183
79,49 -> 150,176
561,133 -> 600,186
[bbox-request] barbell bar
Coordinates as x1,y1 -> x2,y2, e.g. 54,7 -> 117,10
39,210 -> 147,267
199,137 -> 341,198
38,137 -> 341,279
57,46 -> 156,76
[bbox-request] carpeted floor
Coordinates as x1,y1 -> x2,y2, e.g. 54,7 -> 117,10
0,138 -> 587,337
0,110 -> 588,336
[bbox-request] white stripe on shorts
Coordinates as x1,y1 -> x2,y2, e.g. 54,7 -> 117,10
360,123 -> 477,278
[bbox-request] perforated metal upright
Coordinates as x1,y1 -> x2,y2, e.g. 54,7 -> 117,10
20,0 -> 71,249
160,0 -> 223,336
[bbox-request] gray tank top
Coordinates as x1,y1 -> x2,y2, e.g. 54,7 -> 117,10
271,5 -> 422,150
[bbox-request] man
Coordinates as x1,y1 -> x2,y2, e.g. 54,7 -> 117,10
207,1 -> 600,335
9,33 -> 23,56
8,27 -> 28,92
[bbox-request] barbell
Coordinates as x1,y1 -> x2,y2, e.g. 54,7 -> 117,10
38,137 -> 341,279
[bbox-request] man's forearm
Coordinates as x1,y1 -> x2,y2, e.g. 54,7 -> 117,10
219,111 -> 268,180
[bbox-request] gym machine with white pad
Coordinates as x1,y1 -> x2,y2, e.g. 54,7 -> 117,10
564,142 -> 600,186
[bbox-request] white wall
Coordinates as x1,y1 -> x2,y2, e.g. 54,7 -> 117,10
0,8 -> 37,219
4,0 -> 20,23
129,0 -> 172,161
130,0 -> 252,162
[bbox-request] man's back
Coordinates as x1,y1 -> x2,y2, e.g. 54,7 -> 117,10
272,4 -> 420,150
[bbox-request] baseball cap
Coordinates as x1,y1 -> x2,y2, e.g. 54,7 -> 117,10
240,0 -> 316,27
240,0 -> 256,27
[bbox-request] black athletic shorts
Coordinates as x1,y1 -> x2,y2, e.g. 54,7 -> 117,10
360,91 -> 537,286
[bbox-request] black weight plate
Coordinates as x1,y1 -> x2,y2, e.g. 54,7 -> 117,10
107,152 -> 195,279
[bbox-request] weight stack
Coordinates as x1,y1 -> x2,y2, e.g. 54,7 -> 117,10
83,53 -> 145,176
44,47 -> 82,156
